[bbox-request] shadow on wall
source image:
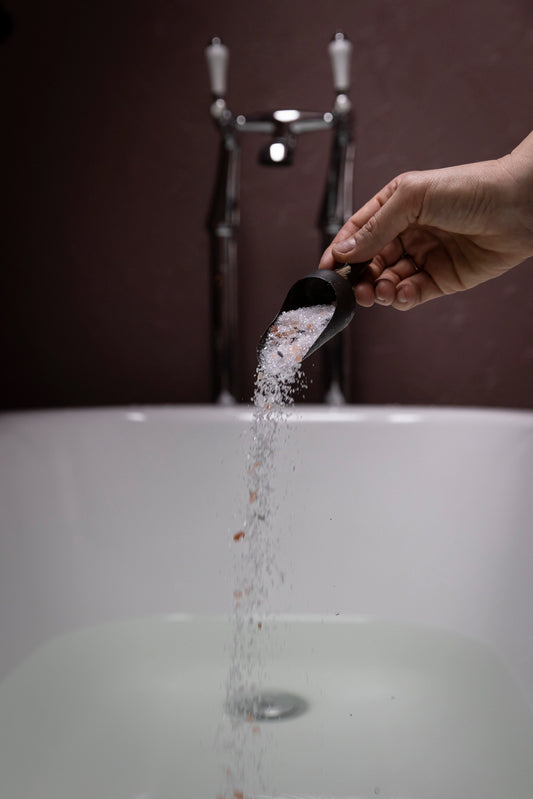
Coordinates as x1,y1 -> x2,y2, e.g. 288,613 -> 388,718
0,0 -> 532,409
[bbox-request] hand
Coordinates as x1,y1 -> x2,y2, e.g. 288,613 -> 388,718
319,131 -> 533,310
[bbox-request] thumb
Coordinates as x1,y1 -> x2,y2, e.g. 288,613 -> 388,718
332,174 -> 425,262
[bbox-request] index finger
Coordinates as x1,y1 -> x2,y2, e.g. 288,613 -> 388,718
318,180 -> 400,270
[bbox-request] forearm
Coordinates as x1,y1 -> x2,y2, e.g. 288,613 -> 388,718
499,131 -> 533,254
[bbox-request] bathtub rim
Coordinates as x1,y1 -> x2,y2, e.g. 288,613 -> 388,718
2,403 -> 533,427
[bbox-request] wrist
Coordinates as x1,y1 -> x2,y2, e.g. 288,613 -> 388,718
498,133 -> 533,252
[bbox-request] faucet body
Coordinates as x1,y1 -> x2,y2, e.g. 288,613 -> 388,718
206,34 -> 355,404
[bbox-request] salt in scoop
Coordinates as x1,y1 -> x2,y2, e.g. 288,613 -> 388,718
257,262 -> 370,363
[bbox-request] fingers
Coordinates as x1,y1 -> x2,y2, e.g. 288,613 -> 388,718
318,218 -> 362,271
392,271 -> 442,310
338,175 -> 427,263
317,170 -> 449,310
318,181 -> 401,270
319,172 -> 428,272
357,252 -> 444,311
351,258 -> 386,307
373,254 -> 422,306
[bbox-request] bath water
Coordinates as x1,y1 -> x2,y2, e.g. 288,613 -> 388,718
1,617 -> 533,799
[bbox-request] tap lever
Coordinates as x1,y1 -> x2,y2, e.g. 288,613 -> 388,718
206,37 -> 229,99
328,32 -> 352,94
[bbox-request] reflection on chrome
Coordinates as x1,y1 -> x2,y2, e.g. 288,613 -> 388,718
273,109 -> 300,123
269,141 -> 287,162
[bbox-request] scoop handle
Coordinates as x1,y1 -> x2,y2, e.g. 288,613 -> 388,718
335,261 -> 372,286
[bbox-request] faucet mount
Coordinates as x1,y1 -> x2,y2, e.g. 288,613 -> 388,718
205,33 -> 356,404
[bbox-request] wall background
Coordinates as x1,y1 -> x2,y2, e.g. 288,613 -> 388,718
1,0 -> 532,408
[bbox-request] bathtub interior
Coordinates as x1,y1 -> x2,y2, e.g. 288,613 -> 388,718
1,405 -> 533,798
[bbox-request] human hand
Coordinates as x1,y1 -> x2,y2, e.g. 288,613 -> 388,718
319,131 -> 533,310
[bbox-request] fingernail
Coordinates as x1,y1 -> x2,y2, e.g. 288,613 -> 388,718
334,237 -> 356,254
397,288 -> 408,304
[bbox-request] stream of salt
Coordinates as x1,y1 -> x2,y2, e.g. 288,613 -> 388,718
217,303 -> 335,799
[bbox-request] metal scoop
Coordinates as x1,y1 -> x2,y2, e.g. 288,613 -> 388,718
257,262 -> 370,362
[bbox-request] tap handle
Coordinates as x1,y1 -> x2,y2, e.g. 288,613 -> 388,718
206,36 -> 229,98
328,32 -> 352,93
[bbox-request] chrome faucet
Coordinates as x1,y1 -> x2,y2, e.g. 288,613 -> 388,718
206,33 -> 355,404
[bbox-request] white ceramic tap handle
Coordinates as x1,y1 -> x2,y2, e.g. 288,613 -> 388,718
206,37 -> 229,98
328,32 -> 352,93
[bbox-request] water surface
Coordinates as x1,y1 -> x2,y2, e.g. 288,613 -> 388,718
0,617 -> 532,799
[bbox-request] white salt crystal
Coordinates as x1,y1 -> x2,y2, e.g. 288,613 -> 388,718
259,303 -> 335,378
219,302 -> 335,797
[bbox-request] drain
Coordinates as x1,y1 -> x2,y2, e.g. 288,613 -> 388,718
229,691 -> 308,721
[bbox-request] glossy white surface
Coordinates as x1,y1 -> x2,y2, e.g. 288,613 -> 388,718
2,405 -> 533,798
2,617 -> 533,799
1,405 -> 533,684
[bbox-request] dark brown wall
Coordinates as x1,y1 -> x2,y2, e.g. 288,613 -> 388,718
1,0 -> 532,408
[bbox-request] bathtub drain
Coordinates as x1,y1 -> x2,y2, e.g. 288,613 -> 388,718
229,691 -> 308,721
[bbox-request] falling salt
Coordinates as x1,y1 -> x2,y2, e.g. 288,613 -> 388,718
259,304 -> 335,377
217,302 -> 334,799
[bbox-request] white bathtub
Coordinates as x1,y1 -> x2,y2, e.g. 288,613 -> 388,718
1,405 -> 533,798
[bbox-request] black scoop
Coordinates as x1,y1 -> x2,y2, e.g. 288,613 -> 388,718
257,262 -> 370,362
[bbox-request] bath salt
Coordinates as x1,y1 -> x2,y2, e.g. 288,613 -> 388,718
217,302 -> 334,799
259,303 -> 335,378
